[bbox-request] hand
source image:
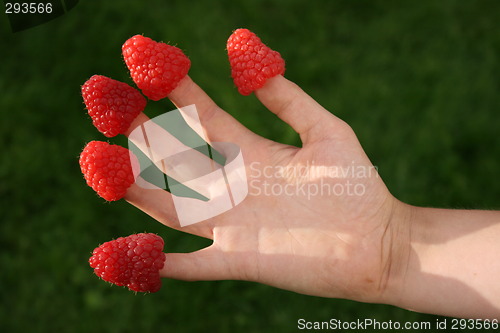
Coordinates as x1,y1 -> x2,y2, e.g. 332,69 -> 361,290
82,32 -> 500,319
124,74 -> 410,303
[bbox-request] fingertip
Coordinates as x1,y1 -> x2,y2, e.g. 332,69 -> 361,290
79,141 -> 136,201
122,34 -> 190,101
81,75 -> 146,138
227,28 -> 285,96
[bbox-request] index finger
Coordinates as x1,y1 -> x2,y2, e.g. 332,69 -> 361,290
255,75 -> 349,145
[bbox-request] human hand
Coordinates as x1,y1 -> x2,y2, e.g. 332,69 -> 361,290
124,74 -> 411,304
82,31 -> 500,320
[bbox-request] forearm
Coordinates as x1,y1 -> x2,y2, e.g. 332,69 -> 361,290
387,206 -> 500,319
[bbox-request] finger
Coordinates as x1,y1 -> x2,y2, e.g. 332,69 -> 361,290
160,245 -> 242,281
125,77 -> 257,150
124,111 -> 149,136
79,141 -> 214,238
168,75 -> 261,148
125,183 -> 214,239
254,75 -> 349,144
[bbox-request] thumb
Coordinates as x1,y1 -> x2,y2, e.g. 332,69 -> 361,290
160,245 -> 237,281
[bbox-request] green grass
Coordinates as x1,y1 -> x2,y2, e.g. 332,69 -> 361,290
1,0 -> 499,332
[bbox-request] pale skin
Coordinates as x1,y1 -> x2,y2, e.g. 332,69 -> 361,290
121,74 -> 500,319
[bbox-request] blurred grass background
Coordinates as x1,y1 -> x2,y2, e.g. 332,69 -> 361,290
1,0 -> 499,332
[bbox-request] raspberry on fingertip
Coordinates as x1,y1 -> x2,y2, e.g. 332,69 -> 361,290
122,35 -> 191,101
227,28 -> 285,96
89,233 -> 166,293
82,75 -> 147,138
79,141 -> 137,201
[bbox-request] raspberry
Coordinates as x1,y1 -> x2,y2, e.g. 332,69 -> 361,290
227,28 -> 285,96
89,233 -> 166,293
79,141 -> 137,201
82,75 -> 146,138
122,35 -> 191,101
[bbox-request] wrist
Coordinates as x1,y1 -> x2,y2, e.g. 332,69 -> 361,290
372,199 -> 417,306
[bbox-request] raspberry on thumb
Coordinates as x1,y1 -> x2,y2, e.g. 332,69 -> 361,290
82,75 -> 147,138
89,233 -> 166,293
122,35 -> 191,101
79,141 -> 138,201
227,28 -> 285,96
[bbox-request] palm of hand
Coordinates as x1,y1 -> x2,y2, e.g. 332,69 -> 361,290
209,126 -> 395,301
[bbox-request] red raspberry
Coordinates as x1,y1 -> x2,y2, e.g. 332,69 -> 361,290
79,141 -> 137,201
122,35 -> 191,101
81,75 -> 146,138
89,233 -> 166,293
227,28 -> 285,96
